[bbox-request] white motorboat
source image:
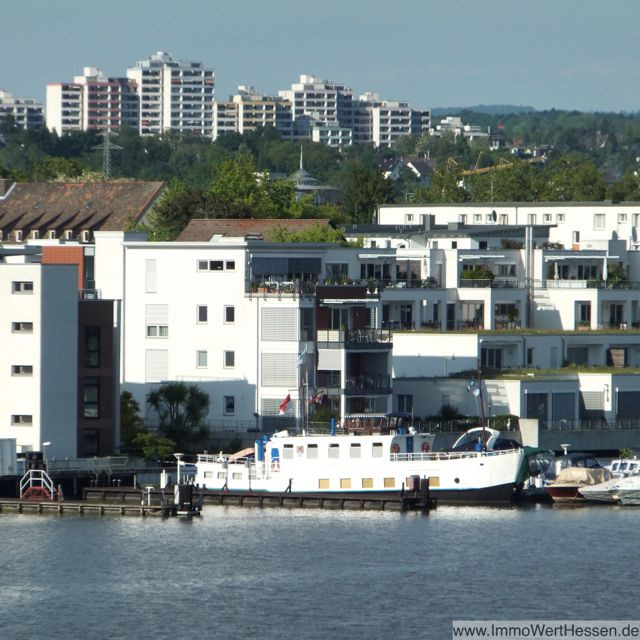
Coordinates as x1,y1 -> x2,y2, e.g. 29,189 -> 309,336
578,477 -> 623,503
613,476 -> 640,506
194,418 -> 530,505
606,458 -> 640,478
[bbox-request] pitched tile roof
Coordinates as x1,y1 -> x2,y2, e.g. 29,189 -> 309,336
176,218 -> 332,241
0,180 -> 164,240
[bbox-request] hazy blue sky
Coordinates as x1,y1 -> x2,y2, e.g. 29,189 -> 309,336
1,0 -> 638,112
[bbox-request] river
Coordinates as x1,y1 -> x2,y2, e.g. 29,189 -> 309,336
0,504 -> 636,640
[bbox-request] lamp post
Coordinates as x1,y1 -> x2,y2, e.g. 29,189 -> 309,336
42,441 -> 51,473
173,453 -> 184,485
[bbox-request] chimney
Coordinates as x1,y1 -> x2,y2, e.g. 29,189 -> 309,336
0,178 -> 14,197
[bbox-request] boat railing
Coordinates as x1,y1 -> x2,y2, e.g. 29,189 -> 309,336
391,449 -> 518,462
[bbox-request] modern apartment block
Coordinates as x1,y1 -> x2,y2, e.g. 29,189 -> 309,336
0,90 -> 44,130
46,67 -> 138,134
126,51 -> 214,136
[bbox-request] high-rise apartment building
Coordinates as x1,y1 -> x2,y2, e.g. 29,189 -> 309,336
0,90 -> 44,130
126,51 -> 214,136
46,68 -> 138,135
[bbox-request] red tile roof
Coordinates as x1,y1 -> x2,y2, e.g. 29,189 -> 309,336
0,180 -> 164,240
176,218 -> 332,241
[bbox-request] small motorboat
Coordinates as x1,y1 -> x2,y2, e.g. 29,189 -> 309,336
578,477 -> 622,503
547,466 -> 612,503
614,475 -> 640,506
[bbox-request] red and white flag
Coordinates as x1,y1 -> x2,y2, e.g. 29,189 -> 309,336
279,394 -> 291,415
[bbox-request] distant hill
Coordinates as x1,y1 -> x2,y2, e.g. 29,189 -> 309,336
431,105 -> 537,116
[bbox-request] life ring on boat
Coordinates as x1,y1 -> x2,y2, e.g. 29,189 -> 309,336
271,460 -> 280,472
421,442 -> 431,453
391,444 -> 400,454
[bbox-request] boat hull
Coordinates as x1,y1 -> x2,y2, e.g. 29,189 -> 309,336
547,485 -> 585,503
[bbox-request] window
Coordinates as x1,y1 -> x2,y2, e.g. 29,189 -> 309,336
481,347 -> 502,369
328,443 -> 339,459
85,326 -> 100,367
474,214 -> 482,223
197,260 -> 224,271
499,214 -> 509,225
405,214 -> 414,223
224,351 -> 235,368
83,429 -> 99,456
307,444 -> 318,459
372,443 -> 383,458
572,231 -> 580,244
146,325 -> 168,338
479,241 -> 488,250
225,260 -> 235,270
283,444 -> 294,459
579,302 -> 591,323
451,241 -> 457,249
83,377 -> 99,418
557,213 -> 565,223
197,305 -> 208,323
384,477 -> 395,488
11,365 -> 33,376
543,214 -> 552,222
224,396 -> 235,415
225,306 -> 235,323
361,478 -> 374,488
497,264 -> 516,276
398,395 -> 413,413
527,348 -> 534,366
340,478 -> 352,489
458,214 -> 467,224
634,214 -> 640,227
350,443 -> 361,458
618,213 -> 628,223
11,415 -> 32,425
527,214 -> 537,224
370,240 -> 377,248
593,214 -> 605,230
196,350 -> 208,368
12,281 -> 33,294
318,479 -> 330,489
210,261 -> 223,270
12,322 -> 33,333
485,214 -> 493,223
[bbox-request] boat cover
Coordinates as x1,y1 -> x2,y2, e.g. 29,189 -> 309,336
550,467 -> 611,486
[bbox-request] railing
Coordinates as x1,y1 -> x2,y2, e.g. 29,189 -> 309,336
382,321 -> 415,330
391,449 -> 517,462
79,289 -> 102,300
456,321 -> 485,330
247,280 -> 317,296
47,456 -> 129,472
20,469 -> 56,500
345,328 -> 392,345
542,419 -> 640,431
345,374 -> 391,393
597,322 -> 629,330
535,280 -> 640,290
459,279 -> 524,288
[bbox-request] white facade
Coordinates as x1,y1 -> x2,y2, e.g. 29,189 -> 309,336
0,90 -> 44,130
46,67 -> 138,134
0,259 -> 78,458
377,202 -> 640,251
311,121 -> 352,148
126,51 -> 214,136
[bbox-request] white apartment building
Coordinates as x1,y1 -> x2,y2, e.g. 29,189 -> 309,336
0,255 -> 78,458
279,74 -> 355,140
46,67 -> 138,134
311,120 -> 352,149
126,52 -> 214,136
377,202 -> 640,251
359,93 -> 431,148
430,115 -> 489,143
0,90 -> 44,130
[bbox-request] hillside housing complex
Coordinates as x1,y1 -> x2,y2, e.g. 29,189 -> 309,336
2,181 -> 640,459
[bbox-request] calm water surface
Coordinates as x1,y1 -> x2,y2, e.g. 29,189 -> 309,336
0,504 -> 637,640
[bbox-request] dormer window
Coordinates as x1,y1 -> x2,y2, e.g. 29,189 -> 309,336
31,230 -> 39,240
65,230 -> 73,240
15,230 -> 23,242
81,230 -> 90,243
48,230 -> 56,239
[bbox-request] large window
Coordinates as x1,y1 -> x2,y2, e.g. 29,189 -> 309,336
224,396 -> 235,415
83,377 -> 99,418
85,326 -> 100,367
224,351 -> 235,368
481,348 -> 502,369
146,325 -> 168,338
398,394 -> 413,414
593,214 -> 605,230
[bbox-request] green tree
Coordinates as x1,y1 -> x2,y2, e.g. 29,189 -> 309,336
265,222 -> 360,245
131,431 -> 176,461
146,382 -> 209,448
120,391 -> 146,450
416,162 -> 468,203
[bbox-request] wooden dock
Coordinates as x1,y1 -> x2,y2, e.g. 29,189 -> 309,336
0,498 -> 174,517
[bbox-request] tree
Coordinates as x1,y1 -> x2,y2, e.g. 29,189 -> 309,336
120,391 -> 146,449
146,382 -> 209,448
265,222 -> 361,245
417,162 -> 468,203
131,431 -> 176,461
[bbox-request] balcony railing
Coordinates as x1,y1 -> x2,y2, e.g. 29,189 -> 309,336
459,279 -> 523,288
535,279 -> 640,290
247,280 -> 316,296
345,328 -> 392,346
345,374 -> 391,395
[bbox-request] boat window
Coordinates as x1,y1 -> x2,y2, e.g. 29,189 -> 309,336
362,478 -> 373,488
340,478 -> 352,489
232,473 -> 242,480
585,457 -> 600,469
217,472 -> 226,479
204,471 -> 213,479
328,443 -> 339,459
620,462 -> 629,472
372,443 -> 383,458
307,444 -> 318,459
384,477 -> 395,488
350,443 -> 361,458
318,479 -> 330,489
611,462 -> 620,472
283,444 -> 294,460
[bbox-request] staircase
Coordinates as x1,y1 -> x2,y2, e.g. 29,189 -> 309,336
20,470 -> 56,501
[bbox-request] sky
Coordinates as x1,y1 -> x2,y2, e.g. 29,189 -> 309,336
1,0 -> 638,113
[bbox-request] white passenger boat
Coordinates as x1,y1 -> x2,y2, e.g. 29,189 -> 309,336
194,417 -> 529,504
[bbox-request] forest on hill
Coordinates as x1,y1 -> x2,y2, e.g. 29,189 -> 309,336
1,108 -> 640,238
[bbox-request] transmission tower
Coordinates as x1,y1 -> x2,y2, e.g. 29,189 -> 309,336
93,129 -> 122,179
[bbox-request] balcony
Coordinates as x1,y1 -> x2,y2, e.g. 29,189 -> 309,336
316,328 -> 392,349
535,280 -> 640,290
247,279 -> 316,297
344,374 -> 391,396
459,279 -> 524,288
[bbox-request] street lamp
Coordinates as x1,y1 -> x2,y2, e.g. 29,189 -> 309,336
42,441 -> 51,473
173,453 -> 184,485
